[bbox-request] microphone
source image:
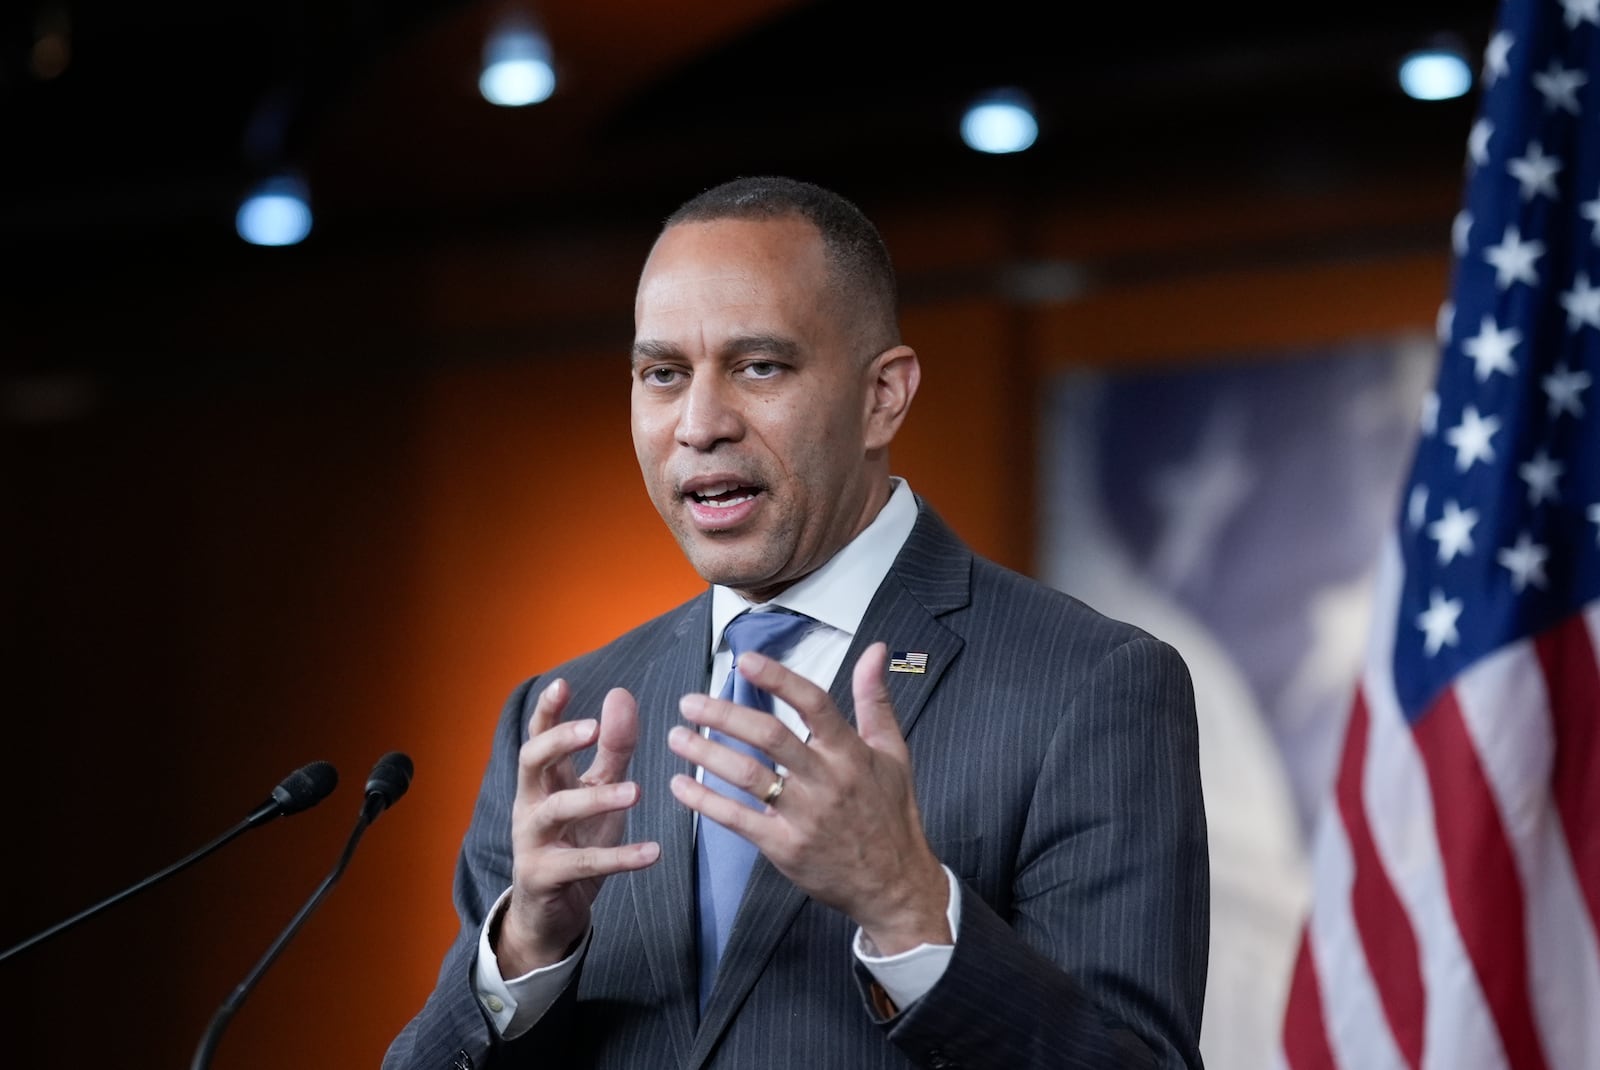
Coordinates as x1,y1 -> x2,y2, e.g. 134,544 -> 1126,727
362,749 -> 416,822
250,760 -> 341,824
0,760 -> 338,965
190,751 -> 414,1070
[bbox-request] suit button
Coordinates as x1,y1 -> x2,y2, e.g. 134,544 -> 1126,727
928,1053 -> 956,1069
448,1049 -> 474,1070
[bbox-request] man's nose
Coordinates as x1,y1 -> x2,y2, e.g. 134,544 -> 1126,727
675,376 -> 743,450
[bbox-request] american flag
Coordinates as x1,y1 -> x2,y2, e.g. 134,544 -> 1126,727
889,650 -> 929,674
1280,1 -> 1600,1068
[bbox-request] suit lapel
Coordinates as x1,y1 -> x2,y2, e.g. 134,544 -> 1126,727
687,505 -> 971,1066
626,593 -> 712,1068
837,503 -> 971,742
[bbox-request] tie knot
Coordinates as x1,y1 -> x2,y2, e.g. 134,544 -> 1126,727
724,610 -> 816,663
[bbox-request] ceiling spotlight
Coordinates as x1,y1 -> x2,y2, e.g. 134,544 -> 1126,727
960,89 -> 1038,155
480,18 -> 556,107
1398,47 -> 1472,101
236,173 -> 312,247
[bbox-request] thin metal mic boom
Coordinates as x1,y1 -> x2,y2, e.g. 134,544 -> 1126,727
0,760 -> 338,966
189,752 -> 413,1070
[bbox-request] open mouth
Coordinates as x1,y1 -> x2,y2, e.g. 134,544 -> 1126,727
687,482 -> 761,510
681,480 -> 765,530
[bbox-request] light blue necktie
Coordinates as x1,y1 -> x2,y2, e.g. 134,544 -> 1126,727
696,609 -> 815,1009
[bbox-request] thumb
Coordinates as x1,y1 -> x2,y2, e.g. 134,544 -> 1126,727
852,642 -> 906,754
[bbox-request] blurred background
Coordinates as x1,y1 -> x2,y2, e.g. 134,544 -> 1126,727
1,1 -> 1498,1066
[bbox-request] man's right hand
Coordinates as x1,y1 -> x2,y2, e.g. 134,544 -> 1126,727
497,679 -> 660,977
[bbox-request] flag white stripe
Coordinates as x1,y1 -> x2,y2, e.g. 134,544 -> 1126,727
1535,603 -> 1600,1070
1302,538 -> 1408,1070
1305,795 -> 1409,1070
1528,792 -> 1600,1070
1360,541 -> 1507,1070
1453,640 -> 1600,1070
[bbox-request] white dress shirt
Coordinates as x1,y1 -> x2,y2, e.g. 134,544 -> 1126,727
475,478 -> 960,1037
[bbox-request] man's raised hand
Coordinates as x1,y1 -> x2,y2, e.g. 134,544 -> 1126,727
499,680 -> 659,976
667,642 -> 950,955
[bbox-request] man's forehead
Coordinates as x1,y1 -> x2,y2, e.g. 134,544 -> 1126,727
645,214 -> 824,271
637,232 -> 832,311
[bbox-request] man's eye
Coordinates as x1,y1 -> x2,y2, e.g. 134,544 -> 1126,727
743,361 -> 780,379
643,366 -> 682,386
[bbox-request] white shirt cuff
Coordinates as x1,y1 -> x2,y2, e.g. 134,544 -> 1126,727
851,865 -> 962,1012
473,887 -> 589,1039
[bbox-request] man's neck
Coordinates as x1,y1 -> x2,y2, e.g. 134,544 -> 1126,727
710,478 -> 917,643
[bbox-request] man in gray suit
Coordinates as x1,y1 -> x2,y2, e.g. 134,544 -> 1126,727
384,176 -> 1208,1069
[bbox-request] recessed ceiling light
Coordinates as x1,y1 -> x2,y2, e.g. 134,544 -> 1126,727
960,89 -> 1039,155
1399,48 -> 1473,101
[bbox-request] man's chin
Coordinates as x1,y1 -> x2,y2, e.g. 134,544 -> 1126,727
680,539 -> 784,595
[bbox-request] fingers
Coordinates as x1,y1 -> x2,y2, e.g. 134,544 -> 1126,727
505,830 -> 659,971
522,778 -> 657,867
696,645 -> 907,757
851,642 -> 908,755
535,779 -> 640,832
583,687 -> 640,787
511,746 -> 650,866
669,773 -> 770,839
528,677 -> 570,737
503,682 -> 650,974
723,651 -> 852,746
525,841 -> 662,889
517,683 -> 640,806
675,687 -> 814,775
666,724 -> 785,803
511,693 -> 653,901
520,776 -> 649,857
517,679 -> 582,800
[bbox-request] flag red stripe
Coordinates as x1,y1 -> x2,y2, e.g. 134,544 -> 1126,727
1282,930 -> 1338,1070
1412,688 -> 1549,1070
1338,690 -> 1425,1070
1537,613 -> 1600,941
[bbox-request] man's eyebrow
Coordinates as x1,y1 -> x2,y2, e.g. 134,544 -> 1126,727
629,335 -> 802,366
719,334 -> 801,361
630,340 -> 680,366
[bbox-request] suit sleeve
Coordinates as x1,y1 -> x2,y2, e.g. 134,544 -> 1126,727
865,636 -> 1210,1070
382,676 -> 585,1070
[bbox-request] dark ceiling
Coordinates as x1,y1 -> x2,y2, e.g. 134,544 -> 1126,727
3,0 -> 1502,263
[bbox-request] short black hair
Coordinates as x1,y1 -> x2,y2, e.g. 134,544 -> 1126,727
663,176 -> 900,351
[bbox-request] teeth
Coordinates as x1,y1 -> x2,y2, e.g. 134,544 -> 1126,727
687,482 -> 758,505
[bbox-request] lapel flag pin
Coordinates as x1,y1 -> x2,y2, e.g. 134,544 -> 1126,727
889,651 -> 928,674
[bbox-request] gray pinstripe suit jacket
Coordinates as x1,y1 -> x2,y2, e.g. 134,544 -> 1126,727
384,503 -> 1208,1069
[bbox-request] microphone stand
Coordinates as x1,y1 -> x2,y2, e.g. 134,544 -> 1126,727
189,784 -> 398,1069
1,818 -> 257,966
0,760 -> 337,967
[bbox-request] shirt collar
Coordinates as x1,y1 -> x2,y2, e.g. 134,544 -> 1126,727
710,478 -> 918,651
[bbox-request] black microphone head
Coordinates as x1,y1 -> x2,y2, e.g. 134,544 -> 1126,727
270,761 -> 339,816
364,751 -> 414,813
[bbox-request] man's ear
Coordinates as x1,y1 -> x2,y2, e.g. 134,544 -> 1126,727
864,345 -> 920,451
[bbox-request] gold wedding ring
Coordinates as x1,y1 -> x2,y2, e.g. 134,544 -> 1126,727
762,775 -> 786,805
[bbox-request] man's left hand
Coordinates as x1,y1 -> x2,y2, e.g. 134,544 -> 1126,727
667,641 -> 951,954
